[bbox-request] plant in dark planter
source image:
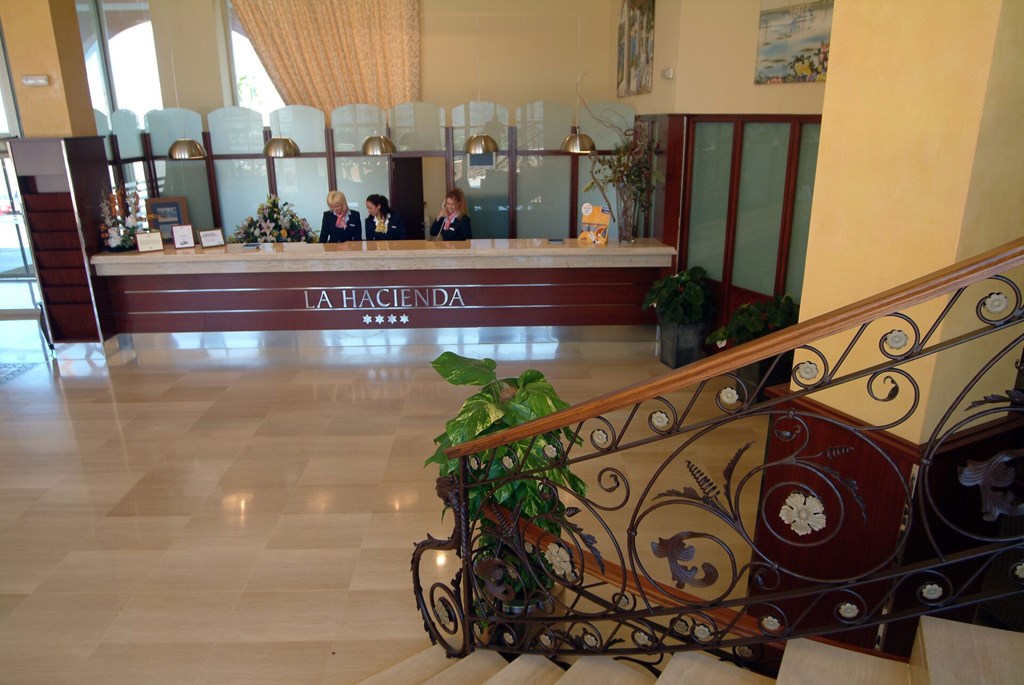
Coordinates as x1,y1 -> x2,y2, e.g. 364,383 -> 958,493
706,294 -> 800,398
423,352 -> 587,645
643,266 -> 714,369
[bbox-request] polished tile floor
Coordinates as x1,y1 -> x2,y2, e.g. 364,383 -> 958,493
0,325 -> 692,684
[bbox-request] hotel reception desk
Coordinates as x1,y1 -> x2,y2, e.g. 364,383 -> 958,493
89,239 -> 676,334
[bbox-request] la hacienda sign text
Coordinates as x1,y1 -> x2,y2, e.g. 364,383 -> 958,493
303,287 -> 466,310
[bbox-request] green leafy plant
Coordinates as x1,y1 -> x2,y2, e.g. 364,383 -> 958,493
642,266 -> 714,325
424,352 -> 587,595
582,121 -> 664,230
706,294 -> 800,348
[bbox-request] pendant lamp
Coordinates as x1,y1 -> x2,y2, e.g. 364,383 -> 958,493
168,137 -> 207,160
263,136 -> 301,158
560,1 -> 595,154
362,134 -> 396,155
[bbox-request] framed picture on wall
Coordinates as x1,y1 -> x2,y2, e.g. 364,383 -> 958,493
145,196 -> 190,240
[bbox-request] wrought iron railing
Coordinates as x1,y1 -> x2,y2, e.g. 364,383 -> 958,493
412,238 -> 1024,674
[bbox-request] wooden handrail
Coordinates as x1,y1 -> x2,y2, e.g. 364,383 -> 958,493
447,237 -> 1024,459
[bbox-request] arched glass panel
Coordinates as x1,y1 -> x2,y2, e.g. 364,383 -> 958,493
388,102 -> 445,152
515,101 -> 572,151
452,102 -> 509,238
732,123 -> 791,295
209,106 -> 268,235
146,108 -> 212,232
331,105 -> 387,151
686,123 -> 733,280
270,106 -> 327,228
578,101 -> 635,150
515,101 -> 573,239
451,101 -> 509,151
111,109 -> 144,158
785,123 -> 820,301
94,110 -> 112,159
331,105 -> 390,209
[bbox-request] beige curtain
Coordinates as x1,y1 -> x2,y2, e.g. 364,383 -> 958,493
233,0 -> 420,113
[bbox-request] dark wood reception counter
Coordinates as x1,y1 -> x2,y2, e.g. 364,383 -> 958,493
89,238 -> 676,333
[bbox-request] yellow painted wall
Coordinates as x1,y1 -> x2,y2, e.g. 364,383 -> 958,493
797,0 -> 1018,442
0,0 -> 95,137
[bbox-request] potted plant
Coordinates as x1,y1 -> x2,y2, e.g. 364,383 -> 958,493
706,294 -> 800,396
583,121 -> 663,243
643,266 -> 714,369
423,352 -> 586,642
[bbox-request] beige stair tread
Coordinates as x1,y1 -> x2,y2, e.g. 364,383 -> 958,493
558,655 -> 657,684
658,650 -> 774,683
911,615 -> 1024,685
776,639 -> 907,685
482,654 -> 563,684
421,650 -> 509,685
357,645 -> 454,685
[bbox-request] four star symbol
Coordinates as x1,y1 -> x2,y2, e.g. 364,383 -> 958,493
362,312 -> 411,326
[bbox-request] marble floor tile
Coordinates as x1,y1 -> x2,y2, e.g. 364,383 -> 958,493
222,590 -> 348,642
78,642 -> 213,685
197,641 -> 333,685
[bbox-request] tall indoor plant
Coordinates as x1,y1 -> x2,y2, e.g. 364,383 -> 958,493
643,266 -> 714,368
424,352 -> 587,604
583,121 -> 662,243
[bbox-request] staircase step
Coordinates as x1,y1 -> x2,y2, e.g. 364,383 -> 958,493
421,650 -> 508,685
356,645 -> 453,685
910,615 -> 1024,685
558,655 -> 657,684
658,650 -> 774,683
482,654 -> 564,684
776,639 -> 907,685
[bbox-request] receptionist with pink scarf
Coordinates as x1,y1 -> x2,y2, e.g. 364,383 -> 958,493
320,190 -> 361,242
429,188 -> 472,241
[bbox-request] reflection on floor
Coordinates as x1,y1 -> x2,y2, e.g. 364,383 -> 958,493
4,326 -> 749,684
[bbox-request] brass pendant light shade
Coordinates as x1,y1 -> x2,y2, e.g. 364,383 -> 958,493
561,132 -> 596,154
167,138 -> 207,160
361,135 -> 397,156
263,136 -> 301,158
464,134 -> 499,154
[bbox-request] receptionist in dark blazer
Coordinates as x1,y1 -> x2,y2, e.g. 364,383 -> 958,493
364,194 -> 405,240
429,188 -> 472,241
320,190 -> 361,242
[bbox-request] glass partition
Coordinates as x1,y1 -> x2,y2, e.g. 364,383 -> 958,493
785,123 -> 820,301
579,101 -> 635,150
209,106 -> 268,234
270,106 -> 328,227
111,109 -> 144,158
517,157 -> 570,239
453,102 -> 509,238
732,123 -> 790,295
389,102 -> 445,152
94,110 -> 112,159
686,122 -> 733,279
146,108 -> 212,231
451,101 -> 509,151
331,105 -> 387,151
515,101 -> 573,151
331,105 -> 389,210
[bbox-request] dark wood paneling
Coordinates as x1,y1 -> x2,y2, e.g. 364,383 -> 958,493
23,193 -> 74,211
23,211 -> 78,231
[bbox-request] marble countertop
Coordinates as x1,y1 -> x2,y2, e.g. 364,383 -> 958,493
91,238 -> 676,275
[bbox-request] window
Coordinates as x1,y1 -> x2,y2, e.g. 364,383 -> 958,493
226,1 -> 284,123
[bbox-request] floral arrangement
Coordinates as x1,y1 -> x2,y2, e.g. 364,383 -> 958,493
100,186 -> 149,251
231,195 -> 317,243
583,121 -> 663,241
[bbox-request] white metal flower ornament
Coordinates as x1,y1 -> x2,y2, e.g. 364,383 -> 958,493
984,292 -> 1009,314
719,387 -> 740,406
795,361 -> 819,381
779,492 -> 827,536
885,329 -> 909,351
544,543 -> 574,580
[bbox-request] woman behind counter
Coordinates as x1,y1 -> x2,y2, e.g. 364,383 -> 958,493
429,188 -> 472,241
364,194 -> 405,240
320,190 -> 361,243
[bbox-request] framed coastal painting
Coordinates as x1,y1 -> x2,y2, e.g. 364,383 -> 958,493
145,196 -> 189,239
754,1 -> 834,84
616,0 -> 655,97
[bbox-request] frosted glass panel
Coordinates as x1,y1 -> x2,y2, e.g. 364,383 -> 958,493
272,158 -> 329,230
455,155 -> 508,239
94,110 -> 112,159
145,108 -> 203,156
154,160 -> 213,231
578,102 -> 635,150
451,101 -> 509,151
517,156 -> 569,238
111,109 -> 143,158
687,123 -> 733,279
578,155 -> 622,242
334,158 -> 389,212
389,102 -> 445,152
515,101 -> 572,151
331,105 -> 386,151
216,159 -> 269,237
271,105 -> 325,153
209,106 -> 265,154
732,123 -> 790,295
785,123 -> 820,302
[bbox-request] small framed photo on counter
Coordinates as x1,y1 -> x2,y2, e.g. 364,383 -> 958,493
172,225 -> 195,248
146,196 -> 189,240
198,229 -> 225,248
136,231 -> 164,252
